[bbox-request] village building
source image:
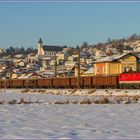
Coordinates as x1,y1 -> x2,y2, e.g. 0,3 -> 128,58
65,61 -> 76,71
80,58 -> 86,64
56,52 -> 69,62
13,54 -> 25,59
94,53 -> 140,76
123,48 -> 134,54
10,71 -> 18,79
95,49 -> 107,60
81,66 -> 94,77
13,59 -> 26,67
19,72 -> 42,79
106,47 -> 118,55
135,53 -> 140,71
86,58 -> 93,65
0,48 -> 5,53
27,53 -> 38,64
74,65 -> 88,77
134,46 -> 140,52
68,56 -> 78,62
37,38 -> 62,57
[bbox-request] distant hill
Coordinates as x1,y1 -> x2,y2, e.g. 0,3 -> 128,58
91,33 -> 140,52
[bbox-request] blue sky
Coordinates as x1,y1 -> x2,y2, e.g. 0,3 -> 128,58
0,2 -> 140,49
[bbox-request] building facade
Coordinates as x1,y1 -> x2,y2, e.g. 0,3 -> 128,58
94,53 -> 139,75
37,38 -> 63,57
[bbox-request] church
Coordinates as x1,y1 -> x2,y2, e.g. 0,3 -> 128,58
37,38 -> 63,57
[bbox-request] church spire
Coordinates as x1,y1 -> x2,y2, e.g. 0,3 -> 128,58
37,38 -> 44,55
38,38 -> 43,44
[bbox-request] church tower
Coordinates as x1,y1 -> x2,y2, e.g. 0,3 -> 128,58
37,38 -> 44,55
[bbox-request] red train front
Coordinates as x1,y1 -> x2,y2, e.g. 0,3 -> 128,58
119,72 -> 140,88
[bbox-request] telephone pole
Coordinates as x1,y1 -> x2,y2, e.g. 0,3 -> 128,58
77,47 -> 80,89
4,55 -> 7,93
54,54 -> 57,78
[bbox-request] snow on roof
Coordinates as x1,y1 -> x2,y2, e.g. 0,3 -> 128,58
14,54 -> 24,58
95,55 -> 115,63
18,74 -> 27,79
95,53 -> 136,63
21,73 -> 33,79
83,67 -> 94,74
19,73 -> 38,79
13,59 -> 22,63
40,71 -> 54,75
46,72 -> 54,75
113,53 -> 129,60
80,65 -> 88,70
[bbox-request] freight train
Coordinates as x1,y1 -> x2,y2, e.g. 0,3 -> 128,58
0,72 -> 140,89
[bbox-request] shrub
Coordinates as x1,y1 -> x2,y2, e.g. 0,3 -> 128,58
8,99 -> 17,104
80,99 -> 92,104
21,89 -> 30,93
87,89 -> 96,94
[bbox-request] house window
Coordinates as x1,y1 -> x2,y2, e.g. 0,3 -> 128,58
124,67 -> 127,72
129,67 -> 132,72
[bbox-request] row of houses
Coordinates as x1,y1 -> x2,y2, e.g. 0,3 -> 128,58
7,52 -> 140,79
1,37 -> 140,79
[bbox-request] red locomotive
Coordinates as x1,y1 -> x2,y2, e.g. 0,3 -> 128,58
119,72 -> 140,89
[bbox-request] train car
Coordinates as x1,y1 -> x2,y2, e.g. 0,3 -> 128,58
70,77 -> 84,88
92,76 -> 103,88
11,79 -> 24,88
92,76 -> 119,88
5,79 -> 11,88
0,80 -> 3,88
106,76 -> 119,88
52,77 -> 70,88
37,78 -> 52,88
24,79 -> 38,88
83,76 -> 92,88
0,79 -> 11,88
119,72 -> 140,89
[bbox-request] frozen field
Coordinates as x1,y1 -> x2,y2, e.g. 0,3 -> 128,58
0,89 -> 140,138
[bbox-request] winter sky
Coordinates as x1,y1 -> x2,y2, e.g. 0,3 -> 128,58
0,2 -> 140,48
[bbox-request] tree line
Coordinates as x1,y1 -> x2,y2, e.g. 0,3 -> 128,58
0,46 -> 37,57
1,33 -> 140,57
1,45 -> 68,56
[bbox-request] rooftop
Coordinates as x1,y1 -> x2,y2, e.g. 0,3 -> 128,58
94,53 -> 138,63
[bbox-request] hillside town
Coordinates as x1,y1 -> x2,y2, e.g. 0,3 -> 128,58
1,35 -> 140,79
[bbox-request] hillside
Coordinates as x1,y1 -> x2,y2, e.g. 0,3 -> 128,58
92,33 -> 140,52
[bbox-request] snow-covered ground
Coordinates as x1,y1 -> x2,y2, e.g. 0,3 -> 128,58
2,88 -> 140,97
0,89 -> 140,138
1,88 -> 140,104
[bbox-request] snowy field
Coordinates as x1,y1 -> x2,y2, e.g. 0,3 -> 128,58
0,89 -> 140,138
